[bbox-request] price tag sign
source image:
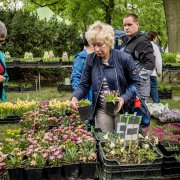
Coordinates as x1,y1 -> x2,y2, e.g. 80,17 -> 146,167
116,114 -> 141,141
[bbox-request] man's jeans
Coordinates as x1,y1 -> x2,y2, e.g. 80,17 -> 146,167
150,76 -> 160,103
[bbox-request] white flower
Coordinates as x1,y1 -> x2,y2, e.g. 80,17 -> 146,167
120,138 -> 125,144
145,135 -> 149,141
103,133 -> 109,140
138,134 -> 144,139
144,144 -> 149,149
154,137 -> 159,145
110,141 -> 115,148
110,149 -> 116,155
120,146 -> 125,152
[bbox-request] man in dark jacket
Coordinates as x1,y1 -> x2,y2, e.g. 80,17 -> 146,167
123,14 -> 155,126
123,13 -> 155,100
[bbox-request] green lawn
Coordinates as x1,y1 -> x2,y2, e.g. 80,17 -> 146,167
6,86 -> 72,101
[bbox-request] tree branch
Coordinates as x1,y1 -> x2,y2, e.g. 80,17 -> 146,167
30,0 -> 59,7
99,0 -> 108,8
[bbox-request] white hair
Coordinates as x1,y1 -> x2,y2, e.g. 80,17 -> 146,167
0,21 -> 7,38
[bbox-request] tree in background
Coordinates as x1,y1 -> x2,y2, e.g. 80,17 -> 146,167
163,0 -> 180,52
0,10 -> 81,57
1,0 -> 179,52
24,0 -> 167,49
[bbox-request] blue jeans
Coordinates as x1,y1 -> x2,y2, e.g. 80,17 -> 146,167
150,76 -> 160,103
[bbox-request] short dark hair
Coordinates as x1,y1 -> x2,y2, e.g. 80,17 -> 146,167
148,31 -> 158,41
124,13 -> 138,22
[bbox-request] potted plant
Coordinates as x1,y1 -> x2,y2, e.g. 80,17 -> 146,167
62,142 -> 79,179
104,90 -> 119,116
78,100 -> 93,121
99,136 -> 162,179
45,145 -> 63,180
158,83 -> 172,99
24,138 -> 47,180
1,137 -> 26,180
78,140 -> 97,179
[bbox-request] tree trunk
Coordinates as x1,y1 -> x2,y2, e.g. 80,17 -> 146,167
163,0 -> 180,52
100,0 -> 114,24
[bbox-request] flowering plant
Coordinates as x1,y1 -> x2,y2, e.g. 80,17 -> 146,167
45,145 -> 63,166
78,100 -> 91,107
78,140 -> 97,163
104,90 -> 119,104
0,145 -> 6,170
102,136 -> 158,164
62,142 -> 79,164
2,137 -> 26,169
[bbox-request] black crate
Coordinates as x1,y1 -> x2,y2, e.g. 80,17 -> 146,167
93,128 -> 103,142
5,85 -> 20,92
98,142 -> 162,179
0,116 -> 21,124
57,83 -> 72,92
162,156 -> 180,176
157,142 -> 180,156
158,90 -> 172,99
19,85 -> 36,92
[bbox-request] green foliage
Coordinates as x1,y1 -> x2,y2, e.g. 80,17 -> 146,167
104,91 -> 119,104
78,100 -> 91,107
158,83 -> 171,91
0,0 -> 168,52
0,10 -> 81,57
162,53 -> 177,63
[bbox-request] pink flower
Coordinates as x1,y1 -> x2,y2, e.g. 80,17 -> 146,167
43,152 -> 48,158
49,146 -> 56,152
49,156 -> 55,160
57,154 -> 63,159
54,150 -> 60,156
63,135 -> 68,139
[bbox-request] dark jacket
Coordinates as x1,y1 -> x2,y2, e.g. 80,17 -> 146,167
73,49 -> 140,114
124,31 -> 155,97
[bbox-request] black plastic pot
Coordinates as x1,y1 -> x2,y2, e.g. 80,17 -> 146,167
78,105 -> 93,121
63,163 -> 79,180
45,166 -> 61,180
105,101 -> 119,116
80,162 -> 97,179
8,168 -> 25,180
25,168 -> 43,180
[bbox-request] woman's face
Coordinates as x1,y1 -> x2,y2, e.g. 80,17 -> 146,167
0,36 -> 6,47
92,39 -> 111,61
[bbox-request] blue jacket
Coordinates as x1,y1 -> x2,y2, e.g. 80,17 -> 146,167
71,49 -> 92,102
0,51 -> 9,101
73,49 -> 140,114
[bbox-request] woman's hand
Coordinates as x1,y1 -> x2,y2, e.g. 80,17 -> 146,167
71,97 -> 79,110
116,97 -> 124,113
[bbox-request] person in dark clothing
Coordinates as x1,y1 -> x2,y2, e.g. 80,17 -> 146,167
123,13 -> 155,126
71,21 -> 140,132
123,13 -> 155,100
0,21 -> 9,101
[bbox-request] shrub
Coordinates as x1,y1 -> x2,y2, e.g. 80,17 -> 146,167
162,53 -> 176,63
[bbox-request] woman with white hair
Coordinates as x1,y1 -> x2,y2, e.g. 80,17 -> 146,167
0,21 -> 9,101
71,21 -> 140,132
